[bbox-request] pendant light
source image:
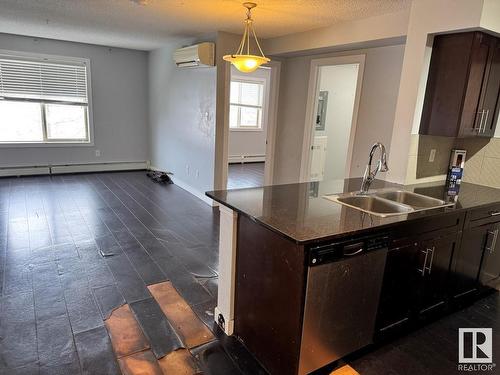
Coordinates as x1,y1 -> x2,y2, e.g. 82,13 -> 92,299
223,2 -> 270,73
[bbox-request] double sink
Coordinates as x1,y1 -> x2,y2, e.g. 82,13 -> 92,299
324,189 -> 455,217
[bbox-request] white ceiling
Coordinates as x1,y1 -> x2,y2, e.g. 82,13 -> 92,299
0,0 -> 412,50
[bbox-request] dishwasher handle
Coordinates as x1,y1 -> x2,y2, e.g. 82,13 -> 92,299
343,242 -> 365,256
309,235 -> 389,266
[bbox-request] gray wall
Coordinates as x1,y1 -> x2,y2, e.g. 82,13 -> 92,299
273,44 -> 405,184
0,33 -> 149,166
149,41 -> 217,196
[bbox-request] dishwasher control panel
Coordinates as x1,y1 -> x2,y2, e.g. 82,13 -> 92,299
308,234 -> 389,266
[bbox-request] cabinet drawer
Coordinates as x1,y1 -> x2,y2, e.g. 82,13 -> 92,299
390,212 -> 464,242
467,203 -> 500,227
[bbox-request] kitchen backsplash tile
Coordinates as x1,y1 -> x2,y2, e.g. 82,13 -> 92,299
406,134 -> 500,188
477,154 -> 500,188
484,138 -> 500,159
405,134 -> 454,184
458,137 -> 500,188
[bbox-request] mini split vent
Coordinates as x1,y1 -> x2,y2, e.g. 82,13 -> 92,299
173,42 -> 215,68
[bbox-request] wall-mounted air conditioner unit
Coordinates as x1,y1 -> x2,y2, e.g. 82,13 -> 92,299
173,42 -> 215,68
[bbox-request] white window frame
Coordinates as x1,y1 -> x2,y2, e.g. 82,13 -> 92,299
0,49 -> 94,148
229,76 -> 265,132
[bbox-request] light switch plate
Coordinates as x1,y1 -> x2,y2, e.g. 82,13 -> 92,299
429,149 -> 436,163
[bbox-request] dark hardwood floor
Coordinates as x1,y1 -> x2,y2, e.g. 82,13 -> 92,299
0,171 -> 262,374
0,170 -> 497,375
227,162 -> 264,189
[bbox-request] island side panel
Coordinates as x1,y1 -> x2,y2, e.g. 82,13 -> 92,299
215,205 -> 238,335
234,214 -> 307,375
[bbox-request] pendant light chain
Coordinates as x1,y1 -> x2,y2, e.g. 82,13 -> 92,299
246,6 -> 251,56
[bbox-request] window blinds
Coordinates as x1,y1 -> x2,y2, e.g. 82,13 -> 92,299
0,56 -> 88,104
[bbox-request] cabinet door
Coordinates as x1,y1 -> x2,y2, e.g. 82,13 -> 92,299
480,39 -> 500,137
479,223 -> 500,286
452,225 -> 487,300
376,241 -> 419,335
420,32 -> 475,137
459,33 -> 492,137
417,233 -> 457,315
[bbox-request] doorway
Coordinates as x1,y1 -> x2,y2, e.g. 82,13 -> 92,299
300,55 -> 365,182
226,63 -> 280,189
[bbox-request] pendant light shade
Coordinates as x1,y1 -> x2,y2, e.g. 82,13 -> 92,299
223,2 -> 270,73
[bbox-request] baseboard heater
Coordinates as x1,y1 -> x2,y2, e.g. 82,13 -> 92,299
0,161 -> 148,177
228,154 -> 265,164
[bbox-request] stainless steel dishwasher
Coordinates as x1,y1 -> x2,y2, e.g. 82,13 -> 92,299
298,234 -> 388,375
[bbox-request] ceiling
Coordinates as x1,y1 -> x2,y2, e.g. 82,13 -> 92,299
0,0 -> 412,50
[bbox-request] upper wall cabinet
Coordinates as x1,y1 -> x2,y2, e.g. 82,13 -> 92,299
420,32 -> 500,138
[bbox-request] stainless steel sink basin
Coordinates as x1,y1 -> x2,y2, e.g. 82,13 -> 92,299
323,189 -> 455,217
373,190 -> 449,209
335,195 -> 413,216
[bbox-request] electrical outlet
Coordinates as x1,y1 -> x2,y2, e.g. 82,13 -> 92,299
195,169 -> 200,178
429,149 -> 436,163
186,165 -> 190,175
95,150 -> 101,157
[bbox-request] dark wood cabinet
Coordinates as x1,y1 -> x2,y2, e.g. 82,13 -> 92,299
479,222 -> 500,286
416,232 -> 458,316
420,31 -> 500,138
451,225 -> 487,300
376,239 -> 418,335
451,204 -> 500,302
376,224 -> 461,338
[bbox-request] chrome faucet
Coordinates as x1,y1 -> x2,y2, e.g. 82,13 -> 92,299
360,142 -> 389,194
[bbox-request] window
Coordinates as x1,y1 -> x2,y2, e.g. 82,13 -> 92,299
229,79 -> 264,130
0,52 -> 91,144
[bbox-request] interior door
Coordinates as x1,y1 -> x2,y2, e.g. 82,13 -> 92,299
309,135 -> 327,181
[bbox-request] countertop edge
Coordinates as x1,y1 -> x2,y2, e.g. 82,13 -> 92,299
205,191 -> 492,246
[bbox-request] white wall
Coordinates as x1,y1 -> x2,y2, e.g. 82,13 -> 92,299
316,64 -> 359,181
149,40 -> 217,201
0,33 -> 149,167
228,66 -> 271,159
273,43 -> 405,184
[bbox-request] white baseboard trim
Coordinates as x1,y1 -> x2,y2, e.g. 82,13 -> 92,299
0,166 -> 51,177
228,155 -> 265,164
51,161 -> 148,174
149,165 -> 214,207
0,161 -> 148,177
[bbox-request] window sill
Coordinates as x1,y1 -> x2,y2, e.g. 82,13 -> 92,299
0,141 -> 94,148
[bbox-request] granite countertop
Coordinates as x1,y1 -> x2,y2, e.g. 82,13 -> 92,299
206,178 -> 500,245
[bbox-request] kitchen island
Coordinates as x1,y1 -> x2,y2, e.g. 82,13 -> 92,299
206,178 -> 500,375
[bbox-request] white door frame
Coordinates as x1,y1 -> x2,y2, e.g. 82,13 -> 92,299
222,61 -> 281,188
299,55 -> 366,182
263,60 -> 281,186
